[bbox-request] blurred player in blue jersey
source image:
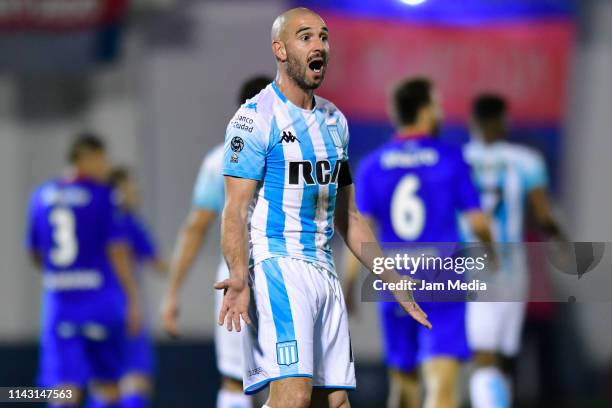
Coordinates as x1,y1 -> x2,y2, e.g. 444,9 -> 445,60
464,94 -> 565,408
108,167 -> 167,408
160,75 -> 271,408
26,134 -> 141,408
344,78 -> 493,408
215,9 -> 430,408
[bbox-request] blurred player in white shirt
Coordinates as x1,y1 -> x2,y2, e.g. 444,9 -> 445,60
160,75 -> 271,408
463,94 -> 565,408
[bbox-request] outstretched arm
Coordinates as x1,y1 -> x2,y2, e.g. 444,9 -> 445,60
214,176 -> 258,332
335,184 -> 431,329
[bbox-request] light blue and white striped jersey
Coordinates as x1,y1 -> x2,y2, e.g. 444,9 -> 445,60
192,144 -> 225,212
462,140 -> 548,243
222,82 -> 350,273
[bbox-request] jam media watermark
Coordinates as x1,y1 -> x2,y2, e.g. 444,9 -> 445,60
356,242 -> 611,303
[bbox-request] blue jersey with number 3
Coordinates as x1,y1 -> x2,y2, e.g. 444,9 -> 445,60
26,178 -> 128,301
355,136 -> 480,243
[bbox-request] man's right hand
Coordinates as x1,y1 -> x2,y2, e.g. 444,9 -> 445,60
398,299 -> 432,330
388,275 -> 432,329
161,290 -> 180,337
214,276 -> 252,332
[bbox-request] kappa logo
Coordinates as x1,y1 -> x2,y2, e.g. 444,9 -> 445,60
281,131 -> 298,143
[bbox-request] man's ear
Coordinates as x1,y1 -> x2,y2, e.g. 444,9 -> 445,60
272,40 -> 287,62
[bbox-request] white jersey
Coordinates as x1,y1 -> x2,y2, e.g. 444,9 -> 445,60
192,144 -> 225,213
462,140 -> 547,243
221,82 -> 350,272
462,140 -> 547,288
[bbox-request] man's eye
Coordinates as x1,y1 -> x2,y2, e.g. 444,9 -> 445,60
301,35 -> 310,41
321,35 -> 328,42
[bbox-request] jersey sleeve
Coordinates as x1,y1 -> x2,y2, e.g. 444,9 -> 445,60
338,111 -> 350,162
24,189 -> 40,253
222,108 -> 267,181
354,154 -> 377,217
520,149 -> 548,192
454,149 -> 481,212
130,215 -> 158,261
192,152 -> 224,212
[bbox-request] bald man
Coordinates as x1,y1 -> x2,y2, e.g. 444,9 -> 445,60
214,8 -> 431,408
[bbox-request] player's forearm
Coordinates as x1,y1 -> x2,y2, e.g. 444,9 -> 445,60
467,211 -> 493,244
220,205 -> 249,283
108,242 -> 139,303
339,211 -> 404,286
29,251 -> 42,269
343,249 -> 362,287
529,188 -> 566,240
167,221 -> 207,292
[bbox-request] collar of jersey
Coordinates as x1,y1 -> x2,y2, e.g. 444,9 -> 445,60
61,173 -> 93,184
272,81 -> 317,113
392,132 -> 431,141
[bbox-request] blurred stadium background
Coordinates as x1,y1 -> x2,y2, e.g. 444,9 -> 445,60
1,0 -> 612,406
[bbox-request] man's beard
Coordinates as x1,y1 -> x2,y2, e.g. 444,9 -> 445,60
286,52 -> 321,91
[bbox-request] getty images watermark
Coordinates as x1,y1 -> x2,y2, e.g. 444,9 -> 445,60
358,242 -> 610,303
371,251 -> 489,293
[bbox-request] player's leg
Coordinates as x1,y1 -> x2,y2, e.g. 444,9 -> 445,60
420,357 -> 460,408
467,302 -> 510,408
85,310 -> 127,408
378,302 -> 419,408
119,329 -> 154,408
88,381 -> 121,408
39,317 -> 86,408
266,376 -> 313,408
387,368 -> 419,408
215,262 -> 251,408
47,385 -> 82,408
217,376 -> 250,408
495,301 -> 527,406
418,302 -> 471,408
119,373 -> 151,408
311,388 -> 350,408
242,259 -> 317,404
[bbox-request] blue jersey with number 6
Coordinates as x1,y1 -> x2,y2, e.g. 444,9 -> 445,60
356,134 -> 480,373
355,135 -> 480,243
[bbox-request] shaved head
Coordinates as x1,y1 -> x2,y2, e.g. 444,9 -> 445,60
271,7 -> 330,92
271,7 -> 323,42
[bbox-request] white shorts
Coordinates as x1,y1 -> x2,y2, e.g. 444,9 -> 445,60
467,301 -> 526,357
214,260 -> 243,380
242,257 -> 356,394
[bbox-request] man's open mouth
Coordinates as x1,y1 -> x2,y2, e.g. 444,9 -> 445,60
308,58 -> 324,74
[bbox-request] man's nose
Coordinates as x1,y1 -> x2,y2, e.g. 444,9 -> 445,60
311,37 -> 325,52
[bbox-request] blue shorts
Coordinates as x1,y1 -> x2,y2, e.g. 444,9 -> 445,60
123,327 -> 154,376
379,301 -> 470,373
38,294 -> 127,387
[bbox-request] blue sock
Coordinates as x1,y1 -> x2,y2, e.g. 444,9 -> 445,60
85,395 -> 120,408
120,393 -> 149,408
